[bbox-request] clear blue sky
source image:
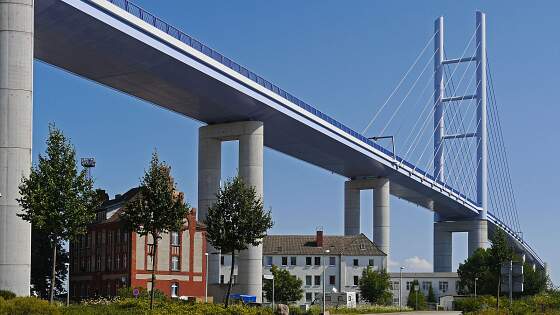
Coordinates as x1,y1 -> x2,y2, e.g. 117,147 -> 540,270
33,1 -> 559,283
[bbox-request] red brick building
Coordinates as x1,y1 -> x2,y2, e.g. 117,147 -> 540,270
69,188 -> 207,299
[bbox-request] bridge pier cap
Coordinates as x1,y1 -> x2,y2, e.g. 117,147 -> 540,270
0,0 -> 33,296
198,121 -> 263,302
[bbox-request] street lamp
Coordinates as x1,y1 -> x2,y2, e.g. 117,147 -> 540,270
474,277 -> 478,298
323,249 -> 330,315
264,274 -> 274,311
64,262 -> 70,306
399,266 -> 405,310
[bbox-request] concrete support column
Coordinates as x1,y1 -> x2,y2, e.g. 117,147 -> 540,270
197,121 -> 264,302
237,121 -> 263,301
433,222 -> 453,272
467,219 -> 488,256
344,181 -> 360,236
0,0 -> 33,296
373,178 -> 390,258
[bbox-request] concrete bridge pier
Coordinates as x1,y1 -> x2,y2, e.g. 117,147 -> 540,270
433,219 -> 488,272
344,178 -> 390,263
0,0 -> 33,296
198,121 -> 264,302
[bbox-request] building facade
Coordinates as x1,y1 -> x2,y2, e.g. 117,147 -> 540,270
70,188 -> 207,300
215,230 -> 387,305
388,272 -> 460,306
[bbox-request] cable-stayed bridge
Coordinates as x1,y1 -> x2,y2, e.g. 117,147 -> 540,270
0,0 -> 545,298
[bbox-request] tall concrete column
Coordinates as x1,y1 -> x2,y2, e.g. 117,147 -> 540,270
373,178 -> 390,258
467,220 -> 488,256
237,121 -> 263,301
198,132 -> 221,284
433,222 -> 453,272
0,0 -> 33,296
344,181 -> 360,236
198,121 -> 264,302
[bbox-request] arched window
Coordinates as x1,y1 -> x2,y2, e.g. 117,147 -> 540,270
171,283 -> 179,298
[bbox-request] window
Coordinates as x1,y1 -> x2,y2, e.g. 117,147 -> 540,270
391,281 -> 400,290
314,275 -> 321,286
306,292 -> 312,302
281,256 -> 288,266
368,259 -> 374,266
455,281 -> 461,292
171,231 -> 180,246
422,281 -> 432,292
123,255 -> 127,269
329,256 -> 336,266
329,275 -> 336,285
171,283 -> 179,297
406,281 -> 413,290
439,281 -> 448,293
220,275 -> 225,284
306,275 -> 312,286
266,256 -> 273,266
290,256 -> 297,266
171,256 -> 180,271
221,256 -> 225,265
353,276 -> 359,286
147,255 -> 154,271
306,257 -> 312,266
353,259 -> 359,266
314,257 -> 321,266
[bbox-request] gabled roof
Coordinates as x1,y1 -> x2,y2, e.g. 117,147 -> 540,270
262,233 -> 386,257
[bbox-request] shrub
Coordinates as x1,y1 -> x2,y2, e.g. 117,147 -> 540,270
116,286 -> 166,300
0,297 -> 61,315
0,290 -> 16,300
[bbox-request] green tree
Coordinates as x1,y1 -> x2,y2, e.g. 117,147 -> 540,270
406,280 -> 427,310
30,227 -> 68,299
120,151 -> 190,309
427,285 -> 436,304
523,262 -> 548,295
263,265 -> 303,304
17,124 -> 100,303
204,176 -> 273,307
358,267 -> 392,305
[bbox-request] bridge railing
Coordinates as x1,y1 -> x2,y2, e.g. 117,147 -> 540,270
103,0 -> 477,206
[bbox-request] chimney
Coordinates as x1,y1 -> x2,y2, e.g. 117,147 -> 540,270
316,229 -> 324,247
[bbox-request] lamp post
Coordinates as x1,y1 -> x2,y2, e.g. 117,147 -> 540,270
323,249 -> 330,315
399,266 -> 404,310
474,277 -> 478,298
264,274 -> 274,310
64,262 -> 70,306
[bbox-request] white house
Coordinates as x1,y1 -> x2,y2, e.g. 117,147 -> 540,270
388,272 -> 460,307
215,230 -> 387,305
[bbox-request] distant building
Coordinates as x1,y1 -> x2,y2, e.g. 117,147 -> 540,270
214,230 -> 387,305
69,188 -> 207,300
388,272 -> 460,307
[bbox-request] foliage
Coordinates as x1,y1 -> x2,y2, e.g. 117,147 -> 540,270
357,267 -> 392,305
263,265 -> 303,304
116,287 -> 166,301
0,297 -> 61,315
120,151 -> 190,309
288,304 -> 411,315
31,227 -> 69,299
204,176 -> 273,306
17,124 -> 101,302
0,290 -> 16,300
406,280 -> 427,310
427,285 -> 436,304
523,262 -> 549,296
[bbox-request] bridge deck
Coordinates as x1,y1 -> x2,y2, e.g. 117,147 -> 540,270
34,0 -> 543,267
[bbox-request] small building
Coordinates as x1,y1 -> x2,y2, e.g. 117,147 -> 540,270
69,188 -> 207,300
388,272 -> 460,307
214,230 -> 387,305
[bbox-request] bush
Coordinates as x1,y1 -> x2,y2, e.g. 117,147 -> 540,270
116,286 -> 166,300
0,290 -> 16,300
0,297 -> 61,315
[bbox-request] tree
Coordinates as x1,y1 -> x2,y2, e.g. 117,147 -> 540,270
120,151 -> 190,309
523,262 -> 548,296
30,227 -> 68,299
263,265 -> 303,304
18,124 -> 100,303
358,267 -> 392,305
427,285 -> 436,304
204,176 -> 273,307
406,280 -> 427,310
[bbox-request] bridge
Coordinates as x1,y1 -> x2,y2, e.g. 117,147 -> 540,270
0,0 -> 545,298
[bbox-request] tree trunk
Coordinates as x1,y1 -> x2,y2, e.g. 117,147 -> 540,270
49,237 -> 57,303
150,235 -> 158,310
224,251 -> 235,308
